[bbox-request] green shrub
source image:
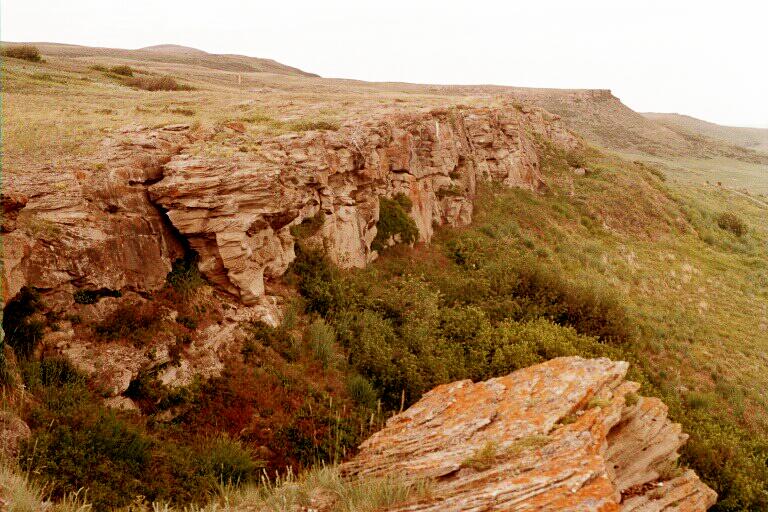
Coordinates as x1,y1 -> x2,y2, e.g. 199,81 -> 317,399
482,258 -> 637,344
124,75 -> 193,91
166,257 -> 205,298
716,212 -> 747,237
2,287 -> 44,359
197,435 -> 263,485
2,45 -> 41,62
21,407 -> 153,509
372,194 -> 419,252
347,374 -> 378,409
288,245 -> 352,316
109,64 -> 133,76
306,319 -> 337,369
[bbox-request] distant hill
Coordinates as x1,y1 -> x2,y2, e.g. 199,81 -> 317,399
502,89 -> 768,164
6,41 -> 318,77
644,112 -> 768,154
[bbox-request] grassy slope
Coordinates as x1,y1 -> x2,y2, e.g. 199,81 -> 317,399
645,112 -> 768,154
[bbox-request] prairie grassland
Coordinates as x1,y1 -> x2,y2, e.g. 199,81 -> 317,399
1,54 -> 492,173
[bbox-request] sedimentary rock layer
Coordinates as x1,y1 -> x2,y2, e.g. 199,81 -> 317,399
340,357 -> 716,511
150,107 -> 578,304
3,106 -> 575,308
2,125 -> 191,307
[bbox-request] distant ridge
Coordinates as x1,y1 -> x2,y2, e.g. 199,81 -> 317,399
7,41 -> 318,77
643,112 -> 768,154
138,44 -> 208,55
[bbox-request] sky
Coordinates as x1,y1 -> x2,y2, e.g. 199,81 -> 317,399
3,0 -> 767,128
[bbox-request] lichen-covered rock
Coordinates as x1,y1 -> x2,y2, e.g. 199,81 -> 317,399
340,357 -> 716,511
150,107 -> 579,304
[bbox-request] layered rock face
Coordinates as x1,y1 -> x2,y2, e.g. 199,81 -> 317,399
4,106 -> 576,309
2,125 -> 191,307
150,107 -> 578,304
341,357 -> 716,511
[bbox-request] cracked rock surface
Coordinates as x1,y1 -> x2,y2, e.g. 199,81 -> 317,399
340,357 -> 716,511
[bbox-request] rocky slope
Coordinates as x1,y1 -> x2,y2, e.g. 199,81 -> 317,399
3,104 -> 576,310
340,357 -> 716,511
1,104 -> 577,399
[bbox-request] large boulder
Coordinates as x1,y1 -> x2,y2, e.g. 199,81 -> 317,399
340,357 -> 716,511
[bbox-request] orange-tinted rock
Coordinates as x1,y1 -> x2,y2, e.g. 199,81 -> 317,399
340,357 -> 716,511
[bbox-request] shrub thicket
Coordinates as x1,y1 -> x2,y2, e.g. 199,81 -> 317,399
372,194 -> 419,252
716,212 -> 747,237
124,75 -> 193,91
2,45 -> 41,62
109,64 -> 134,76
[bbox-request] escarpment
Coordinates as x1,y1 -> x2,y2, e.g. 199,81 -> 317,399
340,357 -> 717,511
3,105 -> 577,309
2,125 -> 193,307
148,107 -> 579,304
1,104 -> 578,397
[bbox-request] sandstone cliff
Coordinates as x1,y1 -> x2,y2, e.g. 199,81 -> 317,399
3,105 -> 576,309
340,357 -> 716,511
1,104 -> 578,399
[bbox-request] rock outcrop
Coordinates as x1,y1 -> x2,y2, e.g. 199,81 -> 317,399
340,357 -> 716,511
4,106 -> 576,310
2,125 -> 191,308
149,107 -> 578,304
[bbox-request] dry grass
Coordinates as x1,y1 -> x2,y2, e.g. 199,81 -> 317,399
0,464 -> 429,512
0,464 -> 91,512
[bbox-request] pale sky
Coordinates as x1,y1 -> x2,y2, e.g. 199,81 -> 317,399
3,0 -> 767,128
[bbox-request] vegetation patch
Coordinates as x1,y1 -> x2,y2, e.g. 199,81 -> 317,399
92,302 -> 163,346
371,194 -> 419,252
124,75 -> 194,91
290,210 -> 325,239
166,257 -> 206,298
108,64 -> 134,76
285,119 -> 340,132
716,212 -> 747,237
506,434 -> 551,457
2,45 -> 42,62
462,441 -> 498,471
